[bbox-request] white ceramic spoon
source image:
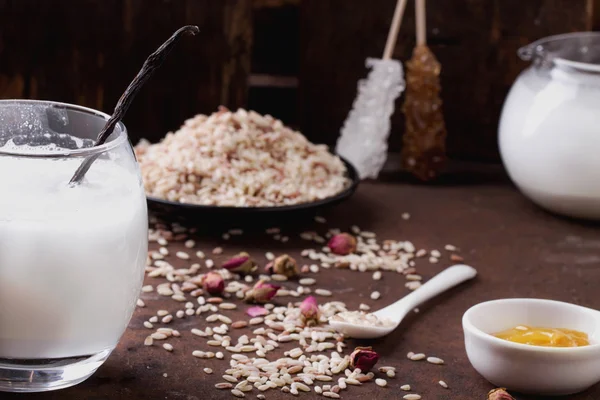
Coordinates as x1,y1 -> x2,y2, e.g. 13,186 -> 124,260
329,264 -> 477,339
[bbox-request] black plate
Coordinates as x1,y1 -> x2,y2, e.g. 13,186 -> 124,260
147,158 -> 360,219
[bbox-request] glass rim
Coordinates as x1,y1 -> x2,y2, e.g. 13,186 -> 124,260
0,99 -> 127,158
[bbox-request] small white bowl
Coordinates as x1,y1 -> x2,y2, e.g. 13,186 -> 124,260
463,298 -> 600,396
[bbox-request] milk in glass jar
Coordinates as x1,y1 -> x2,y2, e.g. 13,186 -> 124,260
499,32 -> 600,220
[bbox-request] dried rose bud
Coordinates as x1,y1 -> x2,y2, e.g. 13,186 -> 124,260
202,272 -> 224,296
244,280 -> 280,304
222,252 -> 257,274
246,306 -> 269,317
488,388 -> 515,400
265,254 -> 299,278
350,346 -> 379,372
300,296 -> 320,326
328,233 -> 357,255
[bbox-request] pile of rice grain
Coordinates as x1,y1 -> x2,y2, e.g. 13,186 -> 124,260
134,108 -> 350,207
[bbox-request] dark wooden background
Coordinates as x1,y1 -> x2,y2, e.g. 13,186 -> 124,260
0,0 -> 597,162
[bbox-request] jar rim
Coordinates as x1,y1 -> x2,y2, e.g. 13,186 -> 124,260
519,32 -> 600,73
0,99 -> 127,158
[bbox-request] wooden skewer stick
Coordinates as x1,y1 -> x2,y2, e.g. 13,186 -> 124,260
383,0 -> 409,59
416,0 -> 427,46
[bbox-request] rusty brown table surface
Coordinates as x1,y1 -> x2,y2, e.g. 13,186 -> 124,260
8,169 -> 600,400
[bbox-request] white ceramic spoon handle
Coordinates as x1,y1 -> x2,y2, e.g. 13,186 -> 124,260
375,264 -> 477,321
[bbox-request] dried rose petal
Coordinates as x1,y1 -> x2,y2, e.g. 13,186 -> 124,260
202,271 -> 224,296
246,306 -> 269,317
244,280 -> 280,304
222,252 -> 257,274
265,261 -> 274,274
265,254 -> 299,278
300,296 -> 320,326
488,388 -> 515,400
328,233 -> 357,255
350,346 -> 379,372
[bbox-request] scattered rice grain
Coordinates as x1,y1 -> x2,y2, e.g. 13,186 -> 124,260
215,382 -> 233,389
427,356 -> 444,365
315,289 -> 332,297
142,285 -> 154,293
410,353 -> 426,361
299,278 -> 316,286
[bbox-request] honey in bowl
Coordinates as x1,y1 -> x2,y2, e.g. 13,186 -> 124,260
493,325 -> 590,347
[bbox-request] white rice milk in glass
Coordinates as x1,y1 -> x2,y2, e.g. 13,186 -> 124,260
0,100 -> 147,392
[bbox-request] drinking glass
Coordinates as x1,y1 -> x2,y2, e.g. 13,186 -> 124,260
0,100 -> 148,392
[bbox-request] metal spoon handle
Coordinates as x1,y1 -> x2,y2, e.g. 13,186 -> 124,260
375,264 -> 477,321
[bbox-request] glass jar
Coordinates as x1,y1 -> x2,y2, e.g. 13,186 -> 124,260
499,32 -> 600,220
0,100 -> 147,391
